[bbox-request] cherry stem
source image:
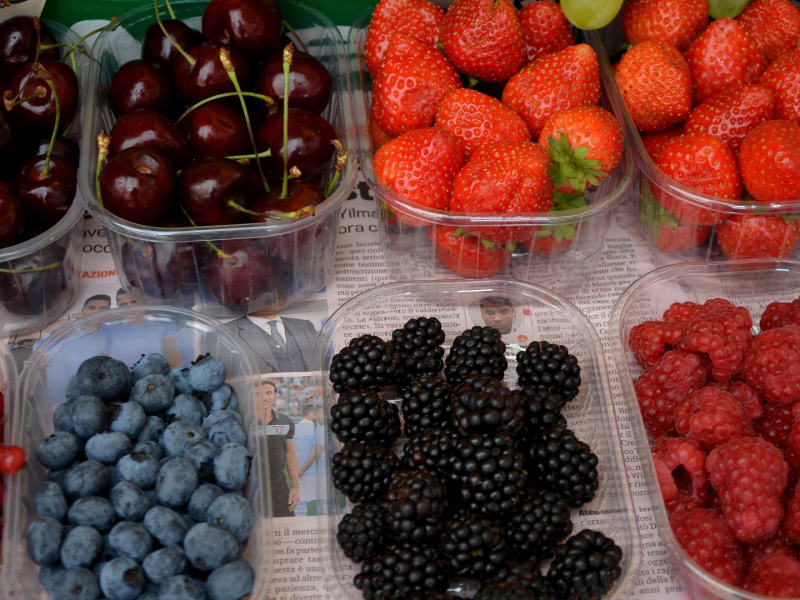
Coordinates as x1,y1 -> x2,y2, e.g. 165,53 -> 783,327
280,43 -> 294,200
40,76 -> 61,178
324,139 -> 347,197
3,88 -> 46,110
154,0 -> 195,67
226,149 -> 272,161
0,261 -> 61,274
96,133 -> 110,208
227,199 -> 313,220
175,91 -> 276,124
281,20 -> 309,54
164,0 -> 177,20
178,204 -> 233,259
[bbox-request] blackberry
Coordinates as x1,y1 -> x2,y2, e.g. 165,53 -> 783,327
443,511 -> 507,581
391,316 -> 446,377
330,389 -> 401,446
547,529 -> 623,600
444,326 -> 507,383
475,572 -> 559,600
508,489 -> 573,560
451,374 -> 524,437
401,375 -> 453,436
336,503 -> 387,563
527,425 -> 599,508
520,387 -> 567,435
386,469 -> 447,543
401,426 -> 458,477
354,543 -> 448,599
516,341 -> 581,401
329,335 -> 404,392
332,442 -> 399,504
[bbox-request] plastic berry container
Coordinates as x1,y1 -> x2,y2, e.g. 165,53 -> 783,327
79,0 -> 357,318
0,305 -> 273,598
0,339 -> 17,449
348,8 -> 634,298
610,258 -> 800,599
315,278 -> 640,598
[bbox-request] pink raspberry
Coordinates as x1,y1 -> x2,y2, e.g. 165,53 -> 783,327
628,320 -> 685,370
725,380 -> 764,421
743,325 -> 800,405
761,298 -> 800,331
663,301 -> 708,325
652,436 -> 708,506
742,553 -> 800,597
674,386 -> 754,448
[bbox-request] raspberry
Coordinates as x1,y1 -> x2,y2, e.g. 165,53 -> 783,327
633,350 -> 709,438
742,531 -> 797,563
652,437 -> 708,507
757,403 -> 796,448
743,325 -> 800,405
674,386 -> 754,448
707,436 -> 788,543
742,553 -> 800,597
725,380 -> 764,421
669,506 -> 744,586
786,419 -> 800,473
761,298 -> 800,331
663,301 -> 707,325
783,482 -> 800,545
628,320 -> 684,370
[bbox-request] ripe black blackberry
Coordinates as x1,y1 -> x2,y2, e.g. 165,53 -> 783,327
508,489 -> 573,560
385,469 -> 448,543
444,326 -> 507,383
527,425 -> 599,508
475,570 -> 559,600
547,529 -> 623,600
354,543 -> 448,599
336,503 -> 387,563
329,335 -> 404,392
451,374 -> 525,437
401,426 -> 458,477
516,341 -> 581,401
400,374 -> 453,436
391,316 -> 446,377
520,387 -> 567,435
330,389 -> 401,445
332,442 -> 399,504
442,510 -> 507,581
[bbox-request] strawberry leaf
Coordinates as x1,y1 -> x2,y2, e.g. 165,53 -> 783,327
546,132 -> 607,192
553,191 -> 587,211
480,238 -> 496,250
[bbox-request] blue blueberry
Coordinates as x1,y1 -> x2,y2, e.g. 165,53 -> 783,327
86,432 -> 133,465
168,367 -> 193,395
75,356 -> 131,401
37,431 -> 81,470
35,481 -> 68,520
53,401 -> 76,433
202,410 -> 242,433
108,401 -> 146,437
132,374 -> 175,415
184,439 -> 219,479
65,375 -> 81,402
133,440 -> 163,460
50,567 -> 101,600
63,460 -> 111,500
108,521 -> 153,562
187,484 -> 224,523
72,395 -> 108,440
206,494 -> 253,543
26,517 -> 63,565
110,481 -> 153,521
142,546 -> 186,584
160,421 -> 206,458
92,560 -> 108,580
207,420 -> 247,447
206,559 -> 254,600
183,523 -> 239,571
139,593 -> 159,600
60,525 -> 103,569
67,496 -> 116,531
99,557 -> 144,600
188,355 -> 225,394
48,468 -> 68,488
143,506 -> 189,546
205,384 -> 237,412
117,451 -> 159,489
158,575 -> 205,600
156,458 -> 198,507
166,394 -> 207,426
40,564 -> 63,593
213,444 -> 250,491
138,415 -> 167,443
131,353 -> 170,383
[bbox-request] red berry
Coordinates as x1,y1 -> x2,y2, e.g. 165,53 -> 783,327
742,553 -> 800,596
628,320 -> 685,370
620,0 -> 707,51
737,0 -> 800,64
742,531 -> 797,563
743,324 -> 800,405
674,385 -> 754,448
652,436 -> 708,506
518,0 -> 573,62
761,298 -> 800,332
0,445 -> 25,475
725,380 -> 764,421
756,402 -> 796,449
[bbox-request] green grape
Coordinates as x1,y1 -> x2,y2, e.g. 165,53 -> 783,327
561,0 -> 624,30
708,0 -> 751,18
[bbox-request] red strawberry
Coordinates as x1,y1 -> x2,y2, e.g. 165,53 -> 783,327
518,0 -> 573,62
620,0 -> 708,51
431,226 -> 511,277
434,88 -> 530,157
642,194 -> 713,253
653,134 -> 742,226
525,224 -> 576,255
641,125 -> 684,162
441,0 -> 526,83
759,49 -> 800,123
737,0 -> 800,64
716,215 -> 800,259
685,18 -> 766,105
615,40 -> 692,132
684,84 -> 775,154
502,43 -> 600,139
539,106 -> 624,193
371,33 -> 461,137
739,120 -> 800,203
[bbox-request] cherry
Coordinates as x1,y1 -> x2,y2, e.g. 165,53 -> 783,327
141,19 -> 203,66
181,100 -> 249,159
100,146 -> 176,225
247,181 -> 323,223
0,242 -> 68,316
257,50 -> 331,113
0,111 -> 28,177
5,58 -> 78,130
256,108 -> 336,180
32,135 -> 79,170
109,59 -> 173,116
0,445 -> 25,475
0,189 -> 24,248
0,17 -> 58,75
119,236 -> 198,306
108,108 -> 190,167
15,156 -> 76,230
173,42 -> 250,104
201,0 -> 282,58
180,157 -> 259,226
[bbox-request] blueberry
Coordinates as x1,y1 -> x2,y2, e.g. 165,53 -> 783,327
108,401 -> 146,437
132,374 -> 175,414
109,466 -> 125,488
48,468 -> 68,488
205,384 -> 237,412
206,559 -> 254,600
138,415 -> 167,443
40,564 -> 63,593
133,440 -> 163,460
187,484 -> 224,523
160,421 -> 207,458
75,356 -> 131,401
156,458 -> 198,507
72,395 -> 108,440
26,517 -> 63,565
142,546 -> 186,584
131,353 -> 170,382
50,567 -> 101,600
183,523 -> 239,571
53,401 -> 76,433
60,525 -> 103,569
108,521 -> 153,562
184,439 -> 219,479
207,421 -> 247,447
63,460 -> 111,500
65,375 -> 81,402
139,593 -> 159,600
67,496 -> 116,531
100,557 -> 145,600
92,560 -> 108,580
117,451 -> 160,489
158,575 -> 205,600
143,506 -> 189,546
37,431 -> 81,470
166,394 -> 208,426
168,367 -> 193,395
189,355 -> 225,394
202,410 -> 242,433
213,444 -> 250,491
206,494 -> 253,543
86,432 -> 133,465
110,481 -> 153,521
35,481 -> 68,520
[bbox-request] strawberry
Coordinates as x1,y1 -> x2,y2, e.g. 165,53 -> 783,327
441,0 -> 526,83
450,140 -> 553,242
739,120 -> 800,203
737,0 -> 800,64
369,115 -> 394,150
539,106 -> 624,193
525,224 -> 575,255
371,33 -> 461,137
641,126 -> 684,162
518,0 -> 573,62
364,0 -> 445,76
615,40 -> 692,132
759,49 -> 800,123
434,88 -> 530,157
431,226 -> 511,277
620,0 -> 708,51
684,85 -> 775,154
502,43 -> 600,139
654,133 -> 742,226
685,18 -> 766,105
717,215 -> 800,259
642,192 -> 712,253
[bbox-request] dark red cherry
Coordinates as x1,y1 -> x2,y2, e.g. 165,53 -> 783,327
0,111 -> 29,177
257,50 -> 332,113
180,157 -> 258,226
6,58 -> 78,130
181,101 -> 249,159
141,20 -> 203,67
173,42 -> 250,104
248,181 -> 324,223
202,0 -> 282,58
0,243 -> 68,317
256,108 -> 336,180
109,59 -> 173,116
99,147 -> 176,225
32,136 -> 79,170
15,156 -> 76,230
108,108 -> 190,167
0,17 -> 58,75
0,189 -> 24,247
